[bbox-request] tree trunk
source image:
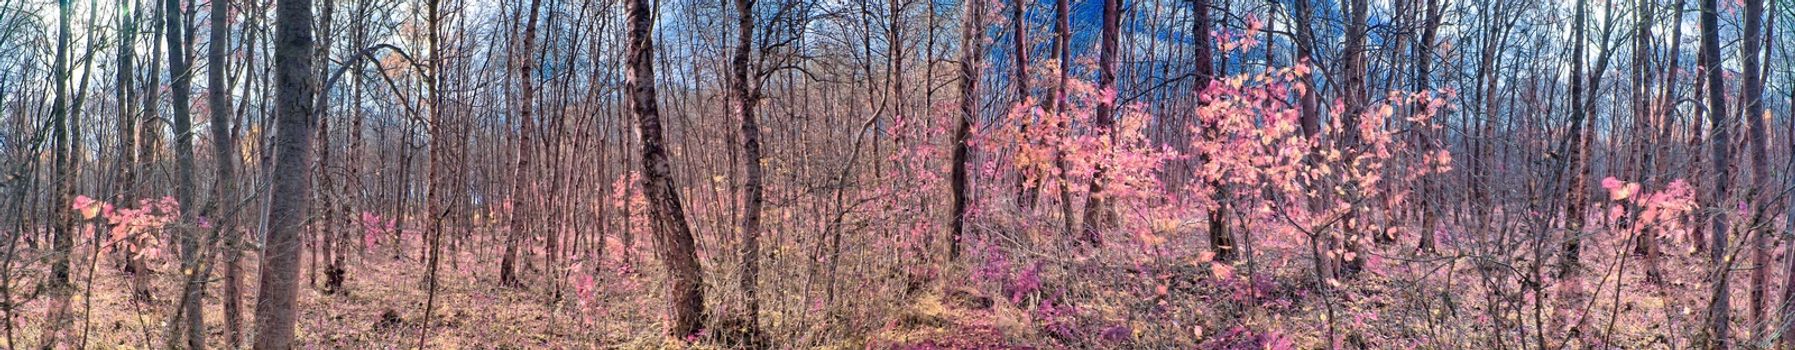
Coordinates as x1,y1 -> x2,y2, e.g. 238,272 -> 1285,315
1078,0 -> 1119,245
1698,0 -> 1732,346
1412,0 -> 1442,254
161,0 -> 206,345
251,0 -> 319,345
627,0 -> 707,336
949,0 -> 983,260
502,0 -> 544,289
41,0 -> 76,347
1740,0 -> 1770,342
1336,0 -> 1369,277
207,0 -> 243,346
1010,0 -> 1038,209
1559,0 -> 1591,280
111,0 -> 154,304
1191,0 -> 1233,262
732,0 -> 767,344
1051,0 -> 1075,236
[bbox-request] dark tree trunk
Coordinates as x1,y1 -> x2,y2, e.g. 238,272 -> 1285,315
1336,0 -> 1369,277
251,0 -> 319,345
111,0 -> 154,304
502,0 -> 544,289
1740,0 -> 1770,342
1051,0 -> 1074,236
1011,0 -> 1037,208
161,0 -> 206,345
1560,0 -> 1590,279
1698,0 -> 1732,346
627,0 -> 707,336
949,0 -> 983,260
41,0 -> 75,347
732,0 -> 767,344
1079,0 -> 1119,245
207,0 -> 243,346
1191,0 -> 1233,262
1413,0 -> 1442,254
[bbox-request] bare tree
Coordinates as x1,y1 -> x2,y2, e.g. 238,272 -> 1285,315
207,0 -> 244,346
1740,0 -> 1770,342
251,0 -> 320,345
1698,0 -> 1731,346
627,0 -> 707,336
159,0 -> 207,344
949,0 -> 983,259
501,0 -> 544,289
40,0 -> 76,347
732,0 -> 767,343
1079,0 -> 1119,244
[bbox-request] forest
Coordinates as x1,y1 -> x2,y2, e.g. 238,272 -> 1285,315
0,0 -> 1792,347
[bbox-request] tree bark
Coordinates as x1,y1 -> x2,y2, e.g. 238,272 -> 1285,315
1698,0 -> 1732,346
1558,0 -> 1593,281
627,0 -> 707,336
1078,0 -> 1120,245
732,0 -> 767,344
1191,0 -> 1233,262
41,0 -> 76,347
1740,0 -> 1770,342
949,0 -> 983,260
1335,0 -> 1369,277
207,0 -> 244,346
251,0 -> 319,345
161,0 -> 207,345
1050,0 -> 1075,236
501,0 -> 544,289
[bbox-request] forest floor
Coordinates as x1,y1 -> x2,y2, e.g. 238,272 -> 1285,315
3,229 -> 1729,349
10,245 -> 660,349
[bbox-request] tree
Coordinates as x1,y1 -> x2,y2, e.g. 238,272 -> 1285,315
1336,0 -> 1369,277
949,0 -> 983,260
1010,0 -> 1036,209
1697,0 -> 1731,346
627,0 -> 707,336
208,0 -> 245,346
1079,0 -> 1120,244
160,0 -> 207,344
1560,0 -> 1591,279
732,0 -> 767,343
500,0 -> 544,289
1051,0 -> 1074,234
1192,0 -> 1233,262
1739,0 -> 1770,342
41,0 -> 75,347
251,0 -> 320,345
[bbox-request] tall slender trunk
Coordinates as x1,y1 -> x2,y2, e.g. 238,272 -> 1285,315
1334,0 -> 1370,277
133,0 -> 166,304
1078,0 -> 1119,244
732,0 -> 766,344
1191,0 -> 1232,262
627,0 -> 707,336
1698,0 -> 1732,346
160,0 -> 206,345
1010,0 -> 1037,209
1412,0 -> 1442,253
1739,0 -> 1771,342
111,0 -> 154,304
207,0 -> 243,346
1050,0 -> 1074,235
1560,0 -> 1591,278
250,0 -> 319,344
41,0 -> 76,347
949,0 -> 983,259
502,0 -> 544,288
